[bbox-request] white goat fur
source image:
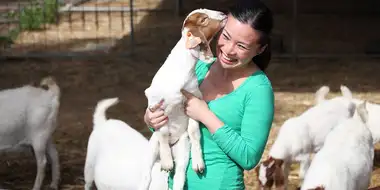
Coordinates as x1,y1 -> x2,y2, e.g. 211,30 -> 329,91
318,85 -> 380,145
301,100 -> 374,190
141,9 -> 227,190
84,97 -> 169,190
258,85 -> 356,189
0,76 -> 60,190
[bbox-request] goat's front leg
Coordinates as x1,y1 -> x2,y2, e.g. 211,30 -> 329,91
282,161 -> 291,190
187,118 -> 204,173
158,126 -> 174,171
172,133 -> 190,190
298,154 -> 312,185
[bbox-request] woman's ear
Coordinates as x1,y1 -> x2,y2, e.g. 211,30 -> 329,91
257,44 -> 268,55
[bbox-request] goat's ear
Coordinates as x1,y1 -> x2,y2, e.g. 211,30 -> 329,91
185,31 -> 202,49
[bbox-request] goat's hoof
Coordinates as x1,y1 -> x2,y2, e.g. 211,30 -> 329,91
192,159 -> 205,173
160,160 -> 174,171
48,183 -> 58,190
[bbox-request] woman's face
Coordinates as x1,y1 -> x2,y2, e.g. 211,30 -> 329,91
216,14 -> 266,69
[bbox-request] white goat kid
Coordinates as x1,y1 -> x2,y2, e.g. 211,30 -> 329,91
84,97 -> 168,190
141,8 -> 227,190
256,85 -> 356,190
300,100 -> 374,190
318,85 -> 380,145
0,76 -> 60,190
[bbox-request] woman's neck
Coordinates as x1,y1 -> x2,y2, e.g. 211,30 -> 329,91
213,60 -> 258,81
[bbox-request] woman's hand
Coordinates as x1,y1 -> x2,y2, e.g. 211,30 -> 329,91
181,89 -> 225,133
144,99 -> 168,131
181,89 -> 211,123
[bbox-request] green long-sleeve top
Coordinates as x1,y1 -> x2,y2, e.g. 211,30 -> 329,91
167,59 -> 275,190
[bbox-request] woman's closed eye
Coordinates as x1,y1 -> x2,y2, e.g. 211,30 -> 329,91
237,43 -> 249,50
222,33 -> 230,40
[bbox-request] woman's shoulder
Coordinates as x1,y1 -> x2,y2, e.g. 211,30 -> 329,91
246,70 -> 273,90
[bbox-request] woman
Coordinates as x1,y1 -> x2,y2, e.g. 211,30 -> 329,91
144,0 -> 275,189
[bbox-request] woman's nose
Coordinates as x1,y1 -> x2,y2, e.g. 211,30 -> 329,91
223,42 -> 236,56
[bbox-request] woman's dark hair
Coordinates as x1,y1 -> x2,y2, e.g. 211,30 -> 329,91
228,0 -> 274,72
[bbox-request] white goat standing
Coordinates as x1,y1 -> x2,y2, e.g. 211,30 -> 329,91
84,97 -> 169,190
140,8 -> 227,190
300,100 -> 374,190
318,85 -> 380,145
0,76 -> 61,190
256,85 -> 356,190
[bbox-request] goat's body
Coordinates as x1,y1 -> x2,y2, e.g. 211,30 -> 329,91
84,98 -> 168,190
142,9 -> 227,190
301,112 -> 374,190
266,96 -> 355,189
142,35 -> 204,190
0,81 -> 60,190
344,98 -> 380,145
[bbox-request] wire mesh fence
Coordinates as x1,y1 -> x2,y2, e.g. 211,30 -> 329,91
0,0 -> 181,58
1,0 -> 380,60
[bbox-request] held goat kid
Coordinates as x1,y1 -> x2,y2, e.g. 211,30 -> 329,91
141,9 -> 227,190
301,100 -> 374,190
0,76 -> 60,190
84,98 -> 168,190
256,85 -> 356,190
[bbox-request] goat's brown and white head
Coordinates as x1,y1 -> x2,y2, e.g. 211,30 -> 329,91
181,8 -> 227,63
256,157 -> 285,190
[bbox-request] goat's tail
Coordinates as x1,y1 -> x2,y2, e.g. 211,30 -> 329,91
93,97 -> 119,128
40,76 -> 60,98
340,85 -> 353,99
356,100 -> 369,124
340,85 -> 357,118
315,85 -> 330,104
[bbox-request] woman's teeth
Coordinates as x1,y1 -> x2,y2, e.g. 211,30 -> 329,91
222,53 -> 235,61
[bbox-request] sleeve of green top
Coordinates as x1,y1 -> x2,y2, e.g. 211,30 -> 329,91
211,84 -> 275,170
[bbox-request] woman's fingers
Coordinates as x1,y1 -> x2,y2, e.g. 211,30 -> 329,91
149,99 -> 165,112
152,117 -> 169,129
150,114 -> 168,126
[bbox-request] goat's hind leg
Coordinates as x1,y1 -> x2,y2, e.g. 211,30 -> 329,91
187,118 -> 204,173
172,133 -> 190,190
32,137 -> 49,190
46,139 -> 60,189
139,133 -> 160,190
84,136 -> 96,190
158,126 -> 174,171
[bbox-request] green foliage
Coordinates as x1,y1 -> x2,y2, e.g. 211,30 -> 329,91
0,0 -> 60,45
18,0 -> 59,30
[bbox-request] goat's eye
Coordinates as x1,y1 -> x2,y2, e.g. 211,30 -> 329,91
200,17 -> 208,23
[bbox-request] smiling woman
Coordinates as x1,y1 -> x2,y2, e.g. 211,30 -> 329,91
144,0 -> 275,189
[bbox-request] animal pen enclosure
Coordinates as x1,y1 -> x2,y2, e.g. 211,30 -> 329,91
1,0 -> 380,189
0,0 -> 380,59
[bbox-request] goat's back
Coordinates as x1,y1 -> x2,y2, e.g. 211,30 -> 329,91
89,119 -> 168,190
0,85 -> 58,149
301,118 -> 374,190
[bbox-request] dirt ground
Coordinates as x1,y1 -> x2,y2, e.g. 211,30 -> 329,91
1,0 -> 380,189
2,56 -> 380,190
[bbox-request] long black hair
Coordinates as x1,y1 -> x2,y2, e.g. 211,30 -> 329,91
228,0 -> 274,72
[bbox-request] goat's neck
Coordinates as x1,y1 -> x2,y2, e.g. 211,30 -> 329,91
165,37 -> 200,74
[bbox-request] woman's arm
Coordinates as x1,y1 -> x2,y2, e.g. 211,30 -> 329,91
206,84 -> 275,170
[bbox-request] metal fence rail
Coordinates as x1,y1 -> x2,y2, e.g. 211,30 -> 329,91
0,0 -> 380,60
0,0 -> 183,59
